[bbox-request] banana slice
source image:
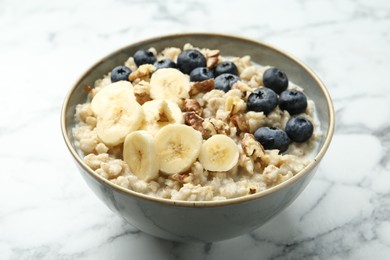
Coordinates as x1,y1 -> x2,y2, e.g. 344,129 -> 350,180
155,124 -> 202,174
96,102 -> 144,146
149,68 -> 190,103
199,134 -> 239,172
141,99 -> 184,135
91,81 -> 135,116
123,131 -> 159,181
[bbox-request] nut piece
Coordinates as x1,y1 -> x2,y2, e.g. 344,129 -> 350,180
133,80 -> 152,105
202,118 -> 231,137
190,79 -> 214,96
184,112 -> 208,138
230,114 -> 249,133
171,172 -> 191,183
206,49 -> 220,69
241,133 -> 270,165
129,64 -> 156,82
183,99 -> 203,116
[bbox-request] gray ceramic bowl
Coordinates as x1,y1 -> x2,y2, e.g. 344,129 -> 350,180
61,33 -> 334,243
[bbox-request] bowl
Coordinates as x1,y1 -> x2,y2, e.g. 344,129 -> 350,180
61,33 -> 334,243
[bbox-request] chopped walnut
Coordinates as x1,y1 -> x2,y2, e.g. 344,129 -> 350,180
241,133 -> 270,165
183,99 -> 203,116
171,172 -> 191,183
205,49 -> 220,69
129,64 -> 156,82
133,80 -> 151,105
184,112 -> 209,138
239,153 -> 254,175
190,79 -> 214,96
230,114 -> 249,133
135,92 -> 151,105
202,118 -> 230,136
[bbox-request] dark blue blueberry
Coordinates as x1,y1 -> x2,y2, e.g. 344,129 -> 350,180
279,89 -> 308,115
254,127 -> 290,153
133,49 -> 157,67
214,73 -> 239,92
263,67 -> 288,94
247,88 -> 278,115
111,65 -> 132,82
190,67 -> 214,82
285,116 -> 313,142
153,59 -> 177,70
214,61 -> 238,77
177,49 -> 206,74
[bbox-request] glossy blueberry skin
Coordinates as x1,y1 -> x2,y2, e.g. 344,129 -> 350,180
214,73 -> 239,92
214,61 -> 238,77
177,49 -> 207,74
254,127 -> 290,153
133,49 -> 157,67
190,67 -> 214,82
153,59 -> 177,70
111,65 -> 132,82
247,88 -> 278,115
263,67 -> 289,94
285,116 -> 314,142
279,89 -> 308,115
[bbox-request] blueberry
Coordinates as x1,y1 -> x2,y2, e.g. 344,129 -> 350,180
214,61 -> 238,77
153,59 -> 177,70
177,49 -> 206,74
190,67 -> 214,82
285,116 -> 313,142
111,65 -> 132,82
263,67 -> 288,94
254,127 -> 290,153
133,49 -> 157,67
214,73 -> 239,92
247,88 -> 278,115
279,89 -> 308,115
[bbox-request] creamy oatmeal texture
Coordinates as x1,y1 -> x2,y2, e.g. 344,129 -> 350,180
73,43 -> 321,201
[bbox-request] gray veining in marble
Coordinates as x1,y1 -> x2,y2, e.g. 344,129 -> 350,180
1,0 -> 390,259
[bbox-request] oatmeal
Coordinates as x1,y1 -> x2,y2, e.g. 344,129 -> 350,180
73,44 -> 321,201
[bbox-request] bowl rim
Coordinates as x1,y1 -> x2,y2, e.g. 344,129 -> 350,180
61,32 -> 335,208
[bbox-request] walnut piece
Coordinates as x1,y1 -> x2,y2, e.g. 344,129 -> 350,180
230,114 -> 249,133
241,133 -> 270,165
171,172 -> 191,183
206,49 -> 220,69
133,80 -> 151,105
183,99 -> 203,116
129,64 -> 156,82
190,79 -> 214,96
184,112 -> 208,138
202,118 -> 231,137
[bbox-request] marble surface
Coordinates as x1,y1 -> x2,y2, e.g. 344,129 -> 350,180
1,0 -> 390,259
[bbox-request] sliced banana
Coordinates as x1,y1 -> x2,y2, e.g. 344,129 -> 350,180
155,124 -> 202,174
199,134 -> 239,172
149,68 -> 190,103
123,131 -> 159,181
96,101 -> 144,146
91,81 -> 135,116
141,99 -> 184,135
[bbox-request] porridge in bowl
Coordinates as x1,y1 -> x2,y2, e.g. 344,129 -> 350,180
73,43 -> 321,201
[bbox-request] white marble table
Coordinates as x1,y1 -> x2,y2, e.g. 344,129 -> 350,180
1,0 -> 390,259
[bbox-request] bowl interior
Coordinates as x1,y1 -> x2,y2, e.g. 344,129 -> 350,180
63,33 -> 334,205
